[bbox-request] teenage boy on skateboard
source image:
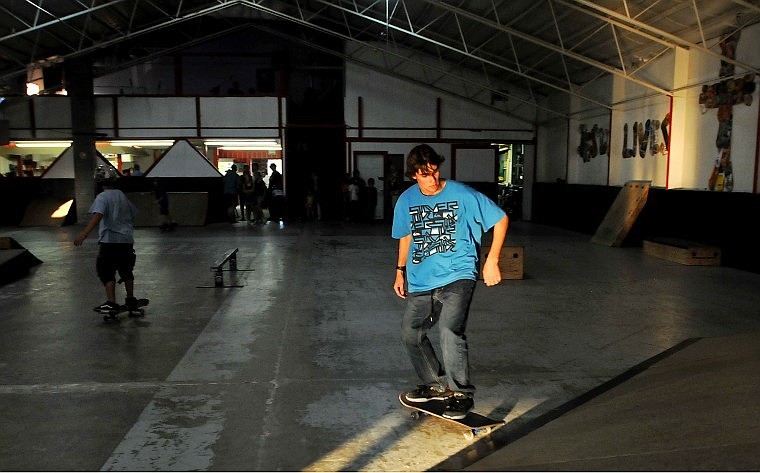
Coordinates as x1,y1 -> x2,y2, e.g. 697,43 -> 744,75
74,166 -> 142,312
392,144 -> 508,419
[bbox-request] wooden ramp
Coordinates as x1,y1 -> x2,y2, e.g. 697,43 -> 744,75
20,197 -> 76,227
591,181 -> 650,247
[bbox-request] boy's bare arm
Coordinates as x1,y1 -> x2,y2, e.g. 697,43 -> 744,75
482,215 -> 509,286
394,234 -> 411,299
74,213 -> 103,246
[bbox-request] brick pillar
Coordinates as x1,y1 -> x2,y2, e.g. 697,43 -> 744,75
65,58 -> 97,223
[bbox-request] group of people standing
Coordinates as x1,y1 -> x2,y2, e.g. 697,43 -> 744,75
223,162 -> 283,223
343,170 -> 378,222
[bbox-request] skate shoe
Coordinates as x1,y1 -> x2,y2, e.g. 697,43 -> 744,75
442,391 -> 474,420
125,297 -> 139,311
403,385 -> 451,403
94,301 -> 119,312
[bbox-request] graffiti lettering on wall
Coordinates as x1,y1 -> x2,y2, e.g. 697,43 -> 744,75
621,114 -> 671,159
577,124 -> 609,162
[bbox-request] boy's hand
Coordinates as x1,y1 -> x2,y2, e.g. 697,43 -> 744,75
393,271 -> 407,299
74,232 -> 88,246
482,260 -> 502,287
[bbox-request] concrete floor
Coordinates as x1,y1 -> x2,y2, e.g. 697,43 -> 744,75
1,219 -> 759,471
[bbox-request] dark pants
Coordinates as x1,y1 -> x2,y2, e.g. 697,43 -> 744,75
96,243 -> 136,284
401,279 -> 476,392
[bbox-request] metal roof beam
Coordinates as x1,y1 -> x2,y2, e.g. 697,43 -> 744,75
0,0 -> 242,83
308,0 -> 612,109
415,0 -> 671,96
561,0 -> 759,74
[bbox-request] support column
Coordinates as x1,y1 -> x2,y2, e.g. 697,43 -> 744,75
65,58 -> 97,223
667,46 -> 690,190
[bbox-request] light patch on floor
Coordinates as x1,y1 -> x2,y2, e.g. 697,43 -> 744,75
302,386 -> 517,472
101,393 -> 225,471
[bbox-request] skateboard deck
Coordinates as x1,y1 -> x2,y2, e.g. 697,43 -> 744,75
639,120 -> 649,158
399,394 -> 504,440
660,113 -> 671,153
94,298 -> 149,322
597,127 -> 609,156
622,123 -> 629,158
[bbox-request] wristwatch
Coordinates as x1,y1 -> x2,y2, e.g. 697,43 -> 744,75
395,265 -> 406,272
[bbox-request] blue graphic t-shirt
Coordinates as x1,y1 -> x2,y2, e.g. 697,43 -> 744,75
392,180 -> 506,293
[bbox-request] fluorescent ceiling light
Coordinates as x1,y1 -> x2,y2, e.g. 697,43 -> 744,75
204,140 -> 282,151
26,83 -> 40,96
219,145 -> 282,151
205,139 -> 280,146
14,141 -> 72,148
109,140 -> 175,147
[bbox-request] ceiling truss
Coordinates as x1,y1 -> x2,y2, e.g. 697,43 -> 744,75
0,0 -> 758,122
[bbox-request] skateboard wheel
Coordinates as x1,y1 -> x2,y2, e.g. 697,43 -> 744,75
410,411 -> 421,420
464,431 -> 474,441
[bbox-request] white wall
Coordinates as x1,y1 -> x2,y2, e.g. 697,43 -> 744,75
345,62 -> 534,142
344,62 -> 536,219
538,23 -> 760,193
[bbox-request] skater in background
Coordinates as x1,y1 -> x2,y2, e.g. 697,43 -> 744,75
74,166 -> 142,312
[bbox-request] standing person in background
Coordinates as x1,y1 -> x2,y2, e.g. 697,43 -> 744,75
309,171 -> 322,221
267,163 -> 285,221
341,173 -> 351,222
365,177 -> 378,221
223,164 -> 241,223
392,144 -> 508,420
153,178 -> 175,231
74,166 -> 142,312
252,171 -> 267,223
240,165 -> 255,222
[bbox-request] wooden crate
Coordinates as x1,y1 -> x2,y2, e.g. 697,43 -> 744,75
643,238 -> 721,266
480,245 -> 524,280
0,237 -> 12,250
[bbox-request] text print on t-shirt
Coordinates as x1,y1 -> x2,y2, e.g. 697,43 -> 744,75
410,201 -> 459,264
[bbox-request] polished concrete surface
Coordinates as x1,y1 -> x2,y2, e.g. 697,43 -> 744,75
1,219 -> 759,471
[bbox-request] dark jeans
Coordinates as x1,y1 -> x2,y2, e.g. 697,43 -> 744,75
401,279 -> 476,392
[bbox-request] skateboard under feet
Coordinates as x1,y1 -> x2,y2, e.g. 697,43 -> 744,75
399,393 -> 504,440
94,298 -> 149,322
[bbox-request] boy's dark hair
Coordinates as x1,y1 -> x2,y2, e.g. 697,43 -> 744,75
406,144 -> 445,178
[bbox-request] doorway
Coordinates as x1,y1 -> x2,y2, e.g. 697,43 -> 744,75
353,152 -> 406,222
354,152 -> 384,221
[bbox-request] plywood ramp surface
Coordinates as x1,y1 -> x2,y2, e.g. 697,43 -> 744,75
591,180 -> 650,247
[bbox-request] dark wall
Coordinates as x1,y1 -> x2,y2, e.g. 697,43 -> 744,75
0,178 -> 75,225
531,182 -> 620,235
118,177 -> 226,224
0,177 -> 227,226
638,188 -> 760,273
531,182 -> 760,274
283,35 -> 345,221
